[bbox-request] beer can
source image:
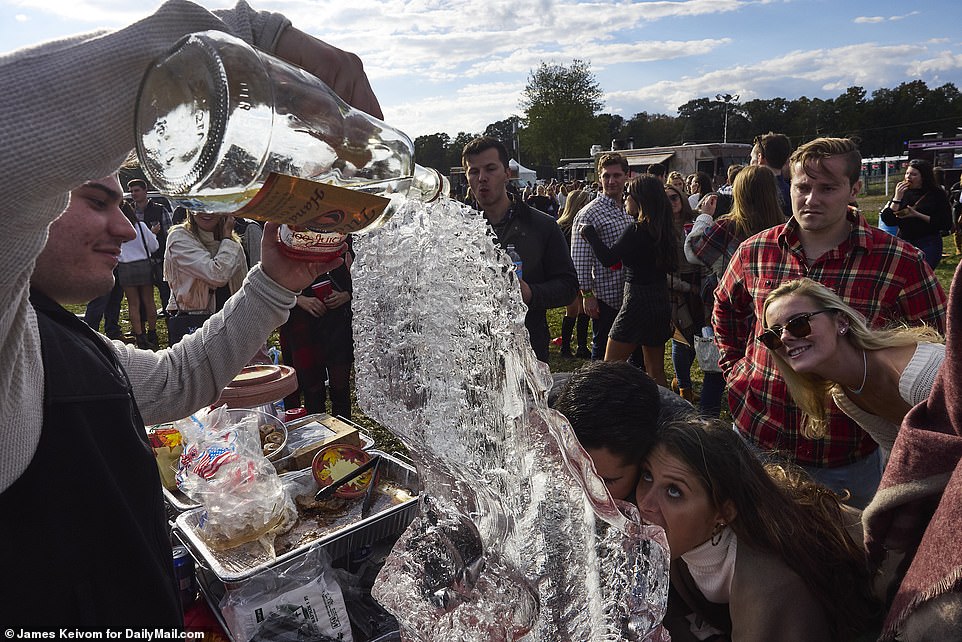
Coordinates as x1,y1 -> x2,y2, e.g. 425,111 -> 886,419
172,545 -> 197,609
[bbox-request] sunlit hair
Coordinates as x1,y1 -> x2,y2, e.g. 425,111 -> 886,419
652,417 -> 881,639
790,137 -> 861,186
906,158 -> 940,193
753,131 -> 793,169
182,212 -> 240,243
665,185 -> 695,224
762,278 -> 943,438
556,189 -> 592,234
666,170 -> 685,186
597,152 -> 629,174
628,175 -> 678,273
718,165 -> 785,239
726,163 -> 744,184
462,136 -> 510,170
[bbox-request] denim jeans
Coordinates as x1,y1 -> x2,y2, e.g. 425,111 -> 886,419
699,371 -> 725,418
912,234 -> 943,271
800,447 -> 884,510
671,340 -> 694,388
592,299 -> 619,360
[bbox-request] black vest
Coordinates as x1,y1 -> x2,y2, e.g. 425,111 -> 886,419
0,291 -> 182,627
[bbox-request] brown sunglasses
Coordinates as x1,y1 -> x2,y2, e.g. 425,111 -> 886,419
757,310 -> 831,350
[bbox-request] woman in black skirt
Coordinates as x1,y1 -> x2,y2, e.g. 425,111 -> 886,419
580,175 -> 677,386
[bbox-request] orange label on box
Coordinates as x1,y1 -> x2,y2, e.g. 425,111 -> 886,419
236,172 -> 390,233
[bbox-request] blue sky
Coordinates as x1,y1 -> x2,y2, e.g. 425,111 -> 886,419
2,0 -> 960,142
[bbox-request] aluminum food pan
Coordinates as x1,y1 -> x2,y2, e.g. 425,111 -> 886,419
173,451 -> 420,584
163,414 -> 376,514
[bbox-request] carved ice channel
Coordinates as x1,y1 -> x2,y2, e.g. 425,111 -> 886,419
351,197 -> 670,641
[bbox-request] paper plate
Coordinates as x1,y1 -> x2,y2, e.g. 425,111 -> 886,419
311,444 -> 373,499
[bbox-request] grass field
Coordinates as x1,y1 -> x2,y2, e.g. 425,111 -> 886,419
67,191 -> 960,454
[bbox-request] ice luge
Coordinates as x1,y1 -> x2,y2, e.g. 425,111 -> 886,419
352,197 -> 669,641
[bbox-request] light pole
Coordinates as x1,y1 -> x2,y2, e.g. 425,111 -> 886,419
715,93 -> 739,143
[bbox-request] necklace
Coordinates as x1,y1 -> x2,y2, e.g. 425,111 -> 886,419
847,350 -> 868,395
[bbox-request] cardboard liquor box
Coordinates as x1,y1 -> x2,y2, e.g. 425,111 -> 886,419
280,413 -> 363,471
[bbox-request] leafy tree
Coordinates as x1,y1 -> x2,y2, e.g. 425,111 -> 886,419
446,131 -> 480,169
413,132 -> 451,171
484,116 -> 524,157
520,59 -> 603,167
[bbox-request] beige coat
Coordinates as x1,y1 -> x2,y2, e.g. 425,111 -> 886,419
665,542 -> 833,641
164,225 -> 247,314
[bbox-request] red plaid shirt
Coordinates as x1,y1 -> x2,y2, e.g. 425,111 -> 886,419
713,209 -> 947,467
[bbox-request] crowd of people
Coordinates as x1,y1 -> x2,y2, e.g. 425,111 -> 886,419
3,1 -> 962,637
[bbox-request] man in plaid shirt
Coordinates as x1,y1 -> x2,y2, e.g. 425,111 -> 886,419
571,153 -> 634,359
714,137 -> 946,508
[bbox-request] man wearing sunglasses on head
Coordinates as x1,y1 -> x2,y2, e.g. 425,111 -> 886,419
712,137 -> 946,509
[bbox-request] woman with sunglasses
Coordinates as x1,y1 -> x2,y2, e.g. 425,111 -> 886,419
879,159 -> 953,270
759,278 -> 944,453
580,175 -> 677,386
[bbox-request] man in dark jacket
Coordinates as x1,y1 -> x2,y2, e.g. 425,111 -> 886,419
463,136 -> 578,362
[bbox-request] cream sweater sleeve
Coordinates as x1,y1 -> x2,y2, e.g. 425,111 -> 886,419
0,0 -> 291,493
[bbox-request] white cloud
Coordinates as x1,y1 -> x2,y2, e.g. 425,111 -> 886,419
854,11 -> 919,24
603,41 -> 945,116
14,13 -> 28,21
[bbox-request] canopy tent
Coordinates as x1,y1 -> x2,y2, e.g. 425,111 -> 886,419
509,159 -> 537,184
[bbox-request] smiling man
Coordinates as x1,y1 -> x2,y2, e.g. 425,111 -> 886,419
462,136 -> 577,362
712,137 -> 946,508
0,0 -> 379,628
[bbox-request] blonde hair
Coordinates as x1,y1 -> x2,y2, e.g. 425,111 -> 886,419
762,278 -> 943,438
557,189 -> 592,233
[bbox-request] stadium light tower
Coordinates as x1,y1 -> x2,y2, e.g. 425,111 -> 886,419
715,93 -> 739,143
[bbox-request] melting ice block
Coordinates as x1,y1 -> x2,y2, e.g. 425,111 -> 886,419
352,198 -> 670,641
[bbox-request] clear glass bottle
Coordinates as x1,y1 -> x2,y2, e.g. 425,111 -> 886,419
135,30 -> 447,259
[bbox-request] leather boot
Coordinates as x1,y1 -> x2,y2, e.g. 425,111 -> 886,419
560,316 -> 575,357
575,314 -> 591,358
679,387 -> 696,403
135,333 -> 149,349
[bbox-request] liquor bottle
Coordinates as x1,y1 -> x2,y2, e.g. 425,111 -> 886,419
506,244 -> 523,280
135,30 -> 448,260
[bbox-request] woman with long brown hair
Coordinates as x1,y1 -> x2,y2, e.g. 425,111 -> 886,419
638,417 -> 880,640
580,175 -> 677,385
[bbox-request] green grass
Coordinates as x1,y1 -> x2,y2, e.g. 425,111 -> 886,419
65,196 -> 959,454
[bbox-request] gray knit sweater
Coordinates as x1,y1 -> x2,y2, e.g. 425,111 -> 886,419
0,1 -> 295,493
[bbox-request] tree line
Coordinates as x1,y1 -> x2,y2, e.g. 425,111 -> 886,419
413,60 -> 962,179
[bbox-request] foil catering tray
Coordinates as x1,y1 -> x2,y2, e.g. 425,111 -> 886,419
173,451 -> 420,583
162,414 -> 375,514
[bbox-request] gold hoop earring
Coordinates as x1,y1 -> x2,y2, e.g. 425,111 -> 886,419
711,522 -> 725,546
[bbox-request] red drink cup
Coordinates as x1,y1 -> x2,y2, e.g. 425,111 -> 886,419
312,279 -> 334,299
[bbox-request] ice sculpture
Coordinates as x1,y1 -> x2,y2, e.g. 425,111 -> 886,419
352,197 -> 670,641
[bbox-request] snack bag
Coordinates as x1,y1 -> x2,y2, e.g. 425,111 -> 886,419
147,425 -> 183,491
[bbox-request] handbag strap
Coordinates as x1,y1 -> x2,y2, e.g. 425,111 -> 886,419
136,220 -> 151,257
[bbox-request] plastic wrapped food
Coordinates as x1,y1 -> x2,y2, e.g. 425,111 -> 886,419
174,405 -> 295,550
